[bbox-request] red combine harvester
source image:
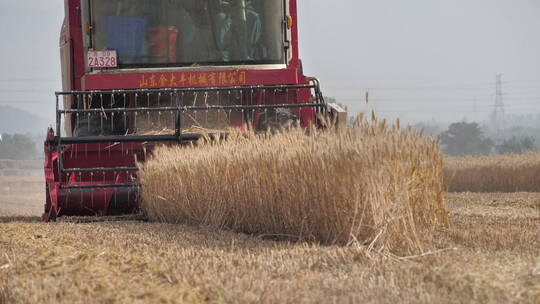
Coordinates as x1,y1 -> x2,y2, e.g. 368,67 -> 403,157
44,0 -> 345,221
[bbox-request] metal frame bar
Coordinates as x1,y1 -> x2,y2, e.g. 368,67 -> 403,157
56,133 -> 224,144
52,81 -> 326,193
60,183 -> 139,190
60,103 -> 320,114
62,167 -> 138,173
55,84 -> 318,96
53,82 -> 325,142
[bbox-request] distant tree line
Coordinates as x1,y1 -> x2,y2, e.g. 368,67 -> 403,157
2,123 -> 537,159
0,133 -> 38,160
438,122 -> 537,157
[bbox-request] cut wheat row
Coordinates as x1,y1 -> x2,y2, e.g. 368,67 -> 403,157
138,116 -> 448,255
445,152 -> 540,192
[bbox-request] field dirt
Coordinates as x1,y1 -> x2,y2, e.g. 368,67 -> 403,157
0,176 -> 44,216
0,176 -> 539,304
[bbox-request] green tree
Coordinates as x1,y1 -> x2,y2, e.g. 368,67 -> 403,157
497,136 -> 536,154
0,133 -> 37,160
441,122 -> 493,156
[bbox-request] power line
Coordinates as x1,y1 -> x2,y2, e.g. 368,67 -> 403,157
325,80 -> 540,92
0,78 -> 59,83
1,90 -> 53,93
336,96 -> 540,103
0,100 -> 52,104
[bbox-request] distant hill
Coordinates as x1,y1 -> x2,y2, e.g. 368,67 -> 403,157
0,106 -> 52,135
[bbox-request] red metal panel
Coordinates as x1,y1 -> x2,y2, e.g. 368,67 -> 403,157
67,0 -> 84,91
66,0 -> 303,91
43,138 -> 146,219
82,69 -> 299,90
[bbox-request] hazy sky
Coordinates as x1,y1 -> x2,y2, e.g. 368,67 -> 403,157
298,0 -> 540,123
1,0 -> 540,125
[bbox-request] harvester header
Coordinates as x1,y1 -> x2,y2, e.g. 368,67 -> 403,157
44,0 -> 344,221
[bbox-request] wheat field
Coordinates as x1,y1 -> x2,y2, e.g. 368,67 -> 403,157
1,192 -> 538,304
2,120 -> 539,303
445,152 -> 540,192
139,117 -> 448,255
1,142 -> 539,303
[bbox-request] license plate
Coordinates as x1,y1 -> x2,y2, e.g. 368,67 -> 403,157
87,50 -> 118,68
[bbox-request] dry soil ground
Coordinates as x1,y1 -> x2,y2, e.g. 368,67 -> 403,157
0,176 -> 43,216
0,176 -> 539,304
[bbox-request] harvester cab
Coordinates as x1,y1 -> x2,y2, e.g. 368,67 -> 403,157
44,0 -> 345,221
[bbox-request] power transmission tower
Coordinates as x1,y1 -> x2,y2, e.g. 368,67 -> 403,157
491,74 -> 506,135
473,97 -> 478,122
